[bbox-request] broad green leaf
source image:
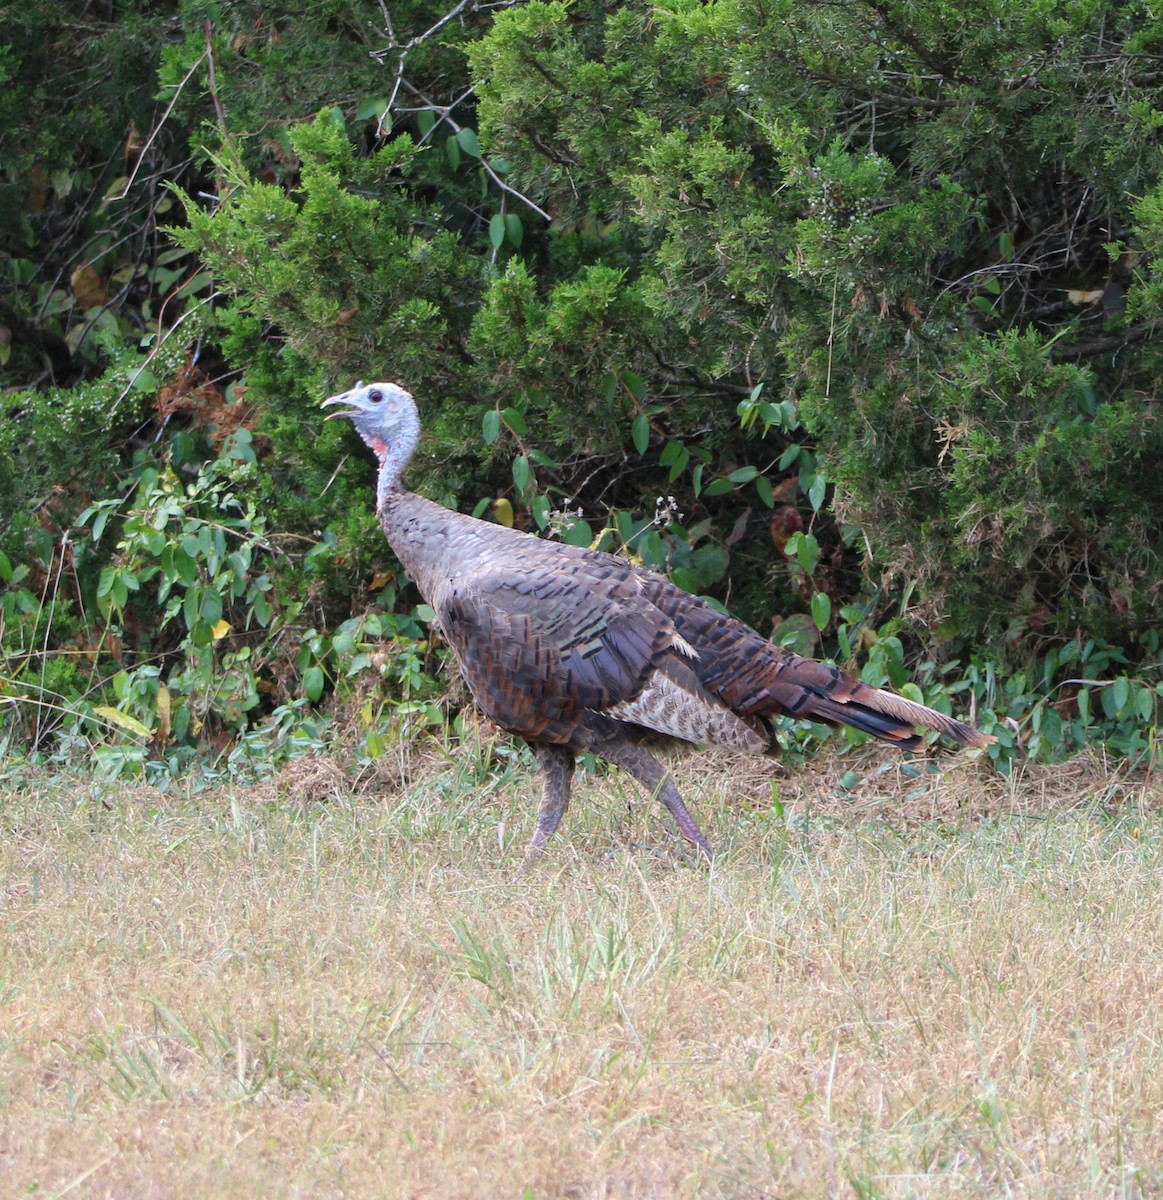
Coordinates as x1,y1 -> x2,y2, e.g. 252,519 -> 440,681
355,96 -> 389,122
755,476 -> 774,508
794,532 -> 820,575
502,406 -> 527,435
808,474 -> 827,512
728,465 -> 758,483
489,213 -> 505,250
631,413 -> 649,455
417,109 -> 436,138
504,213 -> 523,248
456,127 -> 482,157
176,272 -> 213,299
130,366 -> 156,392
200,586 -> 223,625
811,591 -> 831,631
446,134 -> 461,170
303,665 -> 325,702
619,370 -> 647,400
512,455 -> 530,493
562,518 -> 593,548
601,372 -> 617,403
0,549 -> 11,582
482,409 -> 501,444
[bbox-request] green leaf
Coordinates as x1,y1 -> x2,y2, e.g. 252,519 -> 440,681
0,549 -> 11,583
456,127 -> 482,158
355,96 -> 389,122
531,494 -> 551,530
728,465 -> 758,483
303,665 -> 325,702
512,455 -> 530,493
489,213 -> 505,250
501,406 -> 527,435
755,476 -> 774,508
92,706 -> 153,739
1111,674 -> 1130,714
504,213 -> 523,248
808,474 -> 827,512
791,532 -> 820,575
173,548 -> 197,586
811,591 -> 831,632
417,109 -> 436,139
176,272 -> 213,299
601,372 -> 617,404
482,410 -> 501,445
619,370 -> 647,400
702,477 -> 734,497
200,586 -> 223,625
631,413 -> 649,455
445,134 -> 461,170
562,518 -> 593,548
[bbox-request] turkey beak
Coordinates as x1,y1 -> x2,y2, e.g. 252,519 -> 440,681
322,391 -> 363,420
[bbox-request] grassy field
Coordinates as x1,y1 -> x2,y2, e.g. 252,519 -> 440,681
2,738 -> 1162,1198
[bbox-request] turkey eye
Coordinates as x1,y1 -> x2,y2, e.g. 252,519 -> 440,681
368,388 -> 384,403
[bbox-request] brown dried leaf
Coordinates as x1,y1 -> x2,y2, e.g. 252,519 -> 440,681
70,264 -> 107,308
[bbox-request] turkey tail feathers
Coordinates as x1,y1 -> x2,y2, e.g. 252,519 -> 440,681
805,690 -> 992,749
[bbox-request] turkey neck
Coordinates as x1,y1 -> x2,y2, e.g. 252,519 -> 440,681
375,410 -> 510,603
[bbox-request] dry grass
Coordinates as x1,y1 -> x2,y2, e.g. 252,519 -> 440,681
3,741 -> 1163,1199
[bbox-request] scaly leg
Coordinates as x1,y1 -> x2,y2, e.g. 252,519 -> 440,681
522,743 -> 576,866
599,738 -> 714,862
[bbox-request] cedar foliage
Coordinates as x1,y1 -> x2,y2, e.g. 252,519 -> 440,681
1,0 -> 1161,765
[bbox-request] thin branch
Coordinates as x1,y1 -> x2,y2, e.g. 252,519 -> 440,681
399,78 -> 552,222
108,48 -> 207,202
1049,320 -> 1159,361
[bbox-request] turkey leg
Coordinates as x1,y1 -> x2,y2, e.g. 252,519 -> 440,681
599,738 -> 714,862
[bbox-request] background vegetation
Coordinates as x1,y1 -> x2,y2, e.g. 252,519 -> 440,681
2,0 -> 1162,777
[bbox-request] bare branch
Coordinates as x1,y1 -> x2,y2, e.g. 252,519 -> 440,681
399,78 -> 552,223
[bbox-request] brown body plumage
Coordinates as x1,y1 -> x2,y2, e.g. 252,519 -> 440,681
325,382 -> 992,862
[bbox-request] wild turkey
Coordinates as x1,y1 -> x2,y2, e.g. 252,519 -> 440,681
324,382 -> 992,862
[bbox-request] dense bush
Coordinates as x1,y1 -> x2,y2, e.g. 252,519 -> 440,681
2,0 -> 1161,773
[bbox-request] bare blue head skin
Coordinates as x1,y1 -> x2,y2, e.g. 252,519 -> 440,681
322,381 -> 421,507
